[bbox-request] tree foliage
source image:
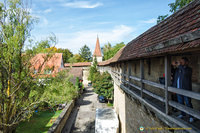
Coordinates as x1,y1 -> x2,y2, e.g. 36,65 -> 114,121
157,0 -> 194,23
68,54 -> 85,64
40,70 -> 78,105
88,56 -> 98,82
102,42 -> 125,60
56,48 -> 73,63
92,72 -> 114,101
0,0 -> 38,132
79,45 -> 92,62
0,1 -> 75,132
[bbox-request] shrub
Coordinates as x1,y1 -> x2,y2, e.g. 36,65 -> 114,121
93,72 -> 114,102
39,70 -> 79,106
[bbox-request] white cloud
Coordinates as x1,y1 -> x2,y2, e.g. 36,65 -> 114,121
63,1 -> 103,8
43,8 -> 52,13
53,25 -> 135,53
140,18 -> 157,24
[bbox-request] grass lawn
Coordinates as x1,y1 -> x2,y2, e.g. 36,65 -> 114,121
16,110 -> 62,133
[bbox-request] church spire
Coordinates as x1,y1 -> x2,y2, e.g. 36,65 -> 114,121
93,35 -> 102,57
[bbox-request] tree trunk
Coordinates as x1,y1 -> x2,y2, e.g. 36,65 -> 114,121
3,126 -> 16,133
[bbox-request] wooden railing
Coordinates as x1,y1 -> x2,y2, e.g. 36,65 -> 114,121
111,70 -> 200,120
97,57 -> 200,132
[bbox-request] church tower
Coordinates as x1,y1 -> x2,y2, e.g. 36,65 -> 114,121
93,36 -> 102,62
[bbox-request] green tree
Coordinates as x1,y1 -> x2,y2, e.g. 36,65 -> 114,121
93,72 -> 114,102
68,54 -> 85,64
102,42 -> 125,60
102,42 -> 112,60
0,1 -> 56,132
41,70 -> 78,105
157,0 -> 194,23
79,45 -> 92,62
57,48 -> 73,63
88,56 -> 98,82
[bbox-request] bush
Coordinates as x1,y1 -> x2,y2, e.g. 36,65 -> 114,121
93,72 -> 114,102
39,70 -> 79,106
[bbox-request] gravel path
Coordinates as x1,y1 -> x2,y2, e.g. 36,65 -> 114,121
70,87 -> 108,133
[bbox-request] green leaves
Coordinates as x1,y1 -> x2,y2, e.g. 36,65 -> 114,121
92,72 -> 114,101
40,71 -> 78,106
157,0 -> 194,23
79,44 -> 92,62
102,42 -> 125,60
88,56 -> 98,81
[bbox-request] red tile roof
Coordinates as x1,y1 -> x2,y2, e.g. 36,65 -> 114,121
64,62 -> 91,67
30,53 -> 63,75
93,36 -> 102,57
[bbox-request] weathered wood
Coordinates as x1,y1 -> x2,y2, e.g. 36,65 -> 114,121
168,86 -> 200,100
169,101 -> 200,120
165,56 -> 171,115
120,84 -> 200,133
129,82 -> 141,91
143,89 -> 165,102
129,75 -> 141,82
142,79 -> 165,90
140,59 -> 144,98
145,28 -> 200,52
128,62 -> 131,89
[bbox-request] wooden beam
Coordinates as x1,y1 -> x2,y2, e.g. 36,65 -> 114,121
130,75 -> 141,82
169,101 -> 200,120
168,87 -> 200,100
140,59 -> 144,98
143,89 -> 165,102
142,79 -> 165,90
129,82 -> 141,91
165,55 -> 171,115
145,28 -> 200,52
128,62 -> 131,89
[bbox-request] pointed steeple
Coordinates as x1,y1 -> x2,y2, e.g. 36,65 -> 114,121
93,35 -> 102,57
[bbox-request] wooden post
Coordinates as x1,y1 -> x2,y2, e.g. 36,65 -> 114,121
119,63 -> 123,84
128,62 -> 131,89
122,62 -> 125,85
165,55 -> 171,115
140,59 -> 144,98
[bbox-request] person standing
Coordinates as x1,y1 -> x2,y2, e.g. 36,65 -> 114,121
173,57 -> 194,123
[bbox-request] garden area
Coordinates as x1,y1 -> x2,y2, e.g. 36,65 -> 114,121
15,70 -> 82,133
16,110 -> 62,133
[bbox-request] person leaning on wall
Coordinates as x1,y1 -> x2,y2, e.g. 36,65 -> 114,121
173,57 -> 194,123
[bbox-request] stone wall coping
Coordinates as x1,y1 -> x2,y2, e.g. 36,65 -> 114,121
48,100 -> 75,133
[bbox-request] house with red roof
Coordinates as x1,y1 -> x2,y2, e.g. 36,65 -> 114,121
30,53 -> 64,77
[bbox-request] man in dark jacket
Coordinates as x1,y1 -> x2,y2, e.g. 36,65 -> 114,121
173,57 -> 194,123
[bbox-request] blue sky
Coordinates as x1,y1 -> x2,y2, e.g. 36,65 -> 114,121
2,0 -> 172,53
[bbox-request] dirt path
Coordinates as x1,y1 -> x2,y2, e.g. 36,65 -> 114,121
70,87 -> 108,133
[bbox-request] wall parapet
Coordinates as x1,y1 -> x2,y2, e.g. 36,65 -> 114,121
48,100 -> 75,133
